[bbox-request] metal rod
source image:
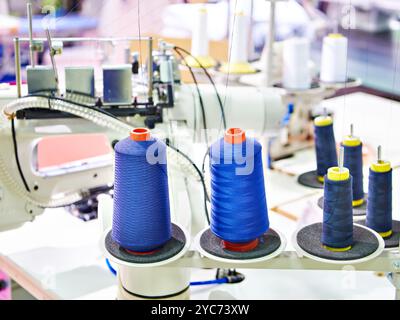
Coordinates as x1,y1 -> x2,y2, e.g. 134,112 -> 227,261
248,0 -> 255,60
147,37 -> 154,99
339,146 -> 344,172
18,37 -> 151,43
27,1 -> 35,67
350,123 -> 354,137
45,29 -> 59,95
378,145 -> 382,163
13,38 -> 22,98
266,0 -> 276,86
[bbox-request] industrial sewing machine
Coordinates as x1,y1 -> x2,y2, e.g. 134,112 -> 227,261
0,2 -> 399,301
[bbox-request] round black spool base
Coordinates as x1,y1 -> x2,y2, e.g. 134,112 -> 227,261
317,194 -> 368,217
296,223 -> 380,261
357,220 -> 400,249
105,223 -> 186,264
199,228 -> 281,260
298,170 -> 324,189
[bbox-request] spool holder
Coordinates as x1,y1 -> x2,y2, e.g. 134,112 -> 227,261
292,223 -> 385,265
273,80 -> 321,93
298,170 -> 324,189
102,223 -> 190,268
194,227 -> 287,264
319,77 -> 362,90
357,220 -> 400,249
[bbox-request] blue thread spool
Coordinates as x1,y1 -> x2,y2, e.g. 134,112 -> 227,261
314,115 -> 338,183
322,156 -> 354,251
112,128 -> 172,253
342,125 -> 364,207
366,147 -> 393,238
209,128 -> 269,252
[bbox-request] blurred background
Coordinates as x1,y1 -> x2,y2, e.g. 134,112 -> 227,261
1,0 -> 400,95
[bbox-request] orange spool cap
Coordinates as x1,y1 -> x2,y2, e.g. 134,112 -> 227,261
224,128 -> 246,144
130,128 -> 151,141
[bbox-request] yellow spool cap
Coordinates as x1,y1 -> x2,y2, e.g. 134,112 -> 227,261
327,167 -> 350,181
219,62 -> 257,75
352,198 -> 364,207
342,135 -> 361,147
314,116 -> 333,127
370,160 -> 391,173
328,33 -> 344,39
317,176 -> 325,183
185,56 -> 216,69
379,230 -> 393,239
323,245 -> 352,252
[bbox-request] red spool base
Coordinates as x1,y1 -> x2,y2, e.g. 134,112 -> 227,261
222,239 -> 259,252
125,248 -> 160,256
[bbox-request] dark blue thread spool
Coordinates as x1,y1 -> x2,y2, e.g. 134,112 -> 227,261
342,139 -> 364,206
366,159 -> 393,238
322,167 -> 354,250
112,128 -> 172,253
209,128 -> 269,252
314,116 -> 338,182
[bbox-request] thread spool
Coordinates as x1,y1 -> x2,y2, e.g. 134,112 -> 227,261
320,34 -> 348,83
322,164 -> 353,251
65,66 -> 95,97
220,12 -> 256,74
112,128 -> 172,254
342,125 -> 364,207
366,147 -> 393,238
210,128 -> 269,252
186,6 -> 216,69
314,115 -> 338,183
103,65 -> 133,105
282,37 -> 311,90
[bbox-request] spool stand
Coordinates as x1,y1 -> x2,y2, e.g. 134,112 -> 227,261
195,227 -> 286,264
103,225 -> 191,300
319,77 -> 362,90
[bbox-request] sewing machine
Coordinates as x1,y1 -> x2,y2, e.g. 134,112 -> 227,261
0,3 -> 399,301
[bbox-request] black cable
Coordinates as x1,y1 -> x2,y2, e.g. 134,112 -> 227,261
166,140 -> 210,225
174,46 -> 227,130
201,147 -> 210,174
11,118 -> 31,192
174,49 -> 209,145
